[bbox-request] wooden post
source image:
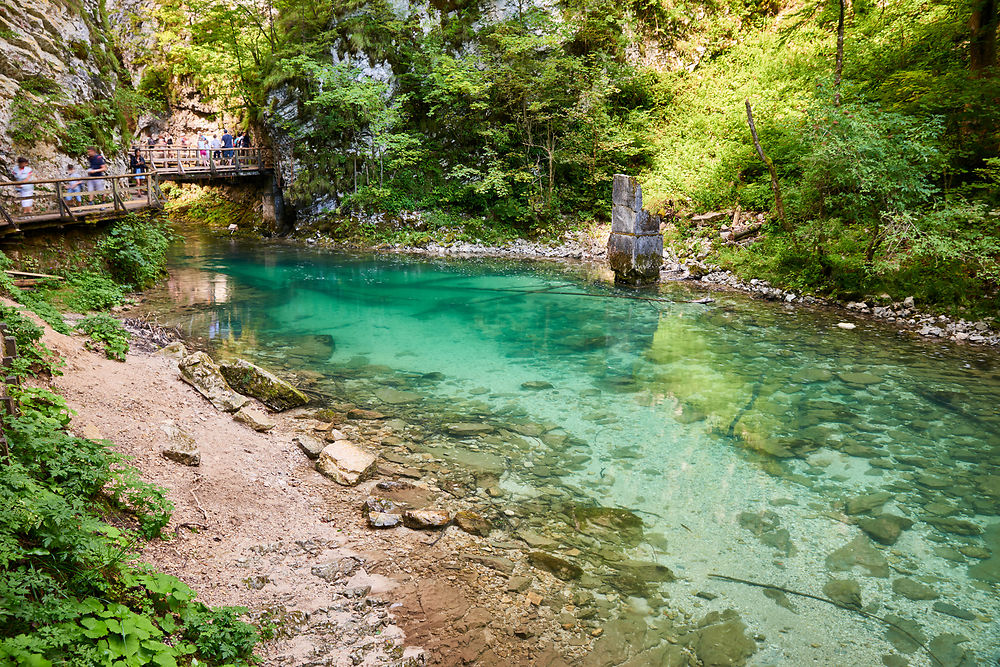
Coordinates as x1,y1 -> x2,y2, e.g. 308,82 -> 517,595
210,151 -> 217,177
111,178 -> 121,211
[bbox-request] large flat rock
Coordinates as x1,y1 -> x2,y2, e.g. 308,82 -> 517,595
316,440 -> 377,486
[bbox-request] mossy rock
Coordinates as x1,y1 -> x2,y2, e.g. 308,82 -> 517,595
219,358 -> 309,411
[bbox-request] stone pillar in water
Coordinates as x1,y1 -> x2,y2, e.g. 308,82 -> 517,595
607,174 -> 663,285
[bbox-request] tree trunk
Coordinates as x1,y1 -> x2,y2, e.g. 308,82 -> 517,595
970,0 -> 999,73
745,99 -> 792,236
834,0 -> 846,104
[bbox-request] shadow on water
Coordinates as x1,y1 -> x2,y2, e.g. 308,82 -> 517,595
141,231 -> 1000,666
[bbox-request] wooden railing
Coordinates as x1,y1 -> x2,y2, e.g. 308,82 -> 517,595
0,172 -> 163,229
131,146 -> 272,178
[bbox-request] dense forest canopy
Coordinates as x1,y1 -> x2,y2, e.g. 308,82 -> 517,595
15,0 -> 999,307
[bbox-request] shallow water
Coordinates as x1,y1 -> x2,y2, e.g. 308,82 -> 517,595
145,232 -> 1000,666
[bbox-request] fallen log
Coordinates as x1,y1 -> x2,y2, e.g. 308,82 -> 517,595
5,270 -> 64,281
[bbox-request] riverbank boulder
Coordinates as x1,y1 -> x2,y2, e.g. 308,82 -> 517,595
179,352 -> 249,413
158,420 -> 200,466
234,406 -> 276,432
219,358 -> 309,411
316,440 -> 377,486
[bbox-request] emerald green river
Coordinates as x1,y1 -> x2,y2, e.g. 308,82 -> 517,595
145,232 -> 999,666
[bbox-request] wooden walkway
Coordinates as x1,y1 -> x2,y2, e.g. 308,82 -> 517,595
136,146 -> 272,180
0,173 -> 164,237
1,148 -> 274,235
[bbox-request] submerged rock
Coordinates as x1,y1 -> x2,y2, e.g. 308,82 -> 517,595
686,609 -> 756,667
826,535 -> 890,577
928,633 -> 975,667
316,440 -> 377,486
454,511 -> 490,536
374,387 -> 422,404
968,522 -> 1000,583
932,602 -> 976,621
528,551 -> 583,580
844,491 -> 893,515
219,358 -> 309,411
158,420 -> 200,466
884,615 -> 925,654
858,514 -> 914,545
823,579 -> 862,610
567,505 -> 644,547
233,406 -> 275,432
179,352 -> 249,413
521,381 -> 554,390
925,517 -> 982,536
892,577 -> 939,601
445,422 -> 494,436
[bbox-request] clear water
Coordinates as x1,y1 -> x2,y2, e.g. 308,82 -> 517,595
146,232 -> 1000,665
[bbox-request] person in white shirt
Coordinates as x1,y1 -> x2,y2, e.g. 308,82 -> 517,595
65,164 -> 83,204
13,157 -> 34,215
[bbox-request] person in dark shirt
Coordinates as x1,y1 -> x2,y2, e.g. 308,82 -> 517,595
86,147 -> 107,202
221,129 -> 234,165
129,148 -> 147,193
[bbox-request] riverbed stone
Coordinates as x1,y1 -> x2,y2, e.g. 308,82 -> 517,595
884,615 -> 925,654
219,358 -> 309,411
374,387 -> 422,404
528,551 -> 583,580
928,633 -> 975,667
844,491 -> 893,515
837,371 -> 882,386
454,511 -> 490,536
445,422 -> 494,436
826,535 -> 890,577
932,602 -> 976,621
402,509 -> 450,529
233,406 -> 275,432
823,579 -> 862,610
858,514 -> 914,545
521,381 -> 554,390
925,517 -> 982,536
316,440 -> 378,486
506,575 -> 533,592
179,352 -> 249,413
968,522 -> 1000,583
687,609 -> 756,667
892,577 -> 939,601
517,528 -> 556,548
158,420 -> 200,466
293,433 -> 326,459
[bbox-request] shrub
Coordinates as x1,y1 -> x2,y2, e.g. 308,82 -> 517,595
64,272 -> 128,312
74,313 -> 130,361
96,215 -> 173,289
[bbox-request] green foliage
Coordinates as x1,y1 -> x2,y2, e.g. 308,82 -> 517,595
74,313 -> 131,361
96,215 -> 173,289
64,272 -> 128,312
8,96 -> 56,147
0,304 -> 61,377
0,306 -> 259,667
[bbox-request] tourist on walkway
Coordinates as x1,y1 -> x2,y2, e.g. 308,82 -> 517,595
86,147 -> 107,202
198,135 -> 209,166
211,135 -> 221,161
65,164 -> 83,204
13,157 -> 34,215
129,147 -> 147,193
221,129 -> 234,165
242,131 -> 252,149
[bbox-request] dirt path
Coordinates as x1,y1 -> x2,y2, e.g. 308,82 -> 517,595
36,319 -> 580,667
